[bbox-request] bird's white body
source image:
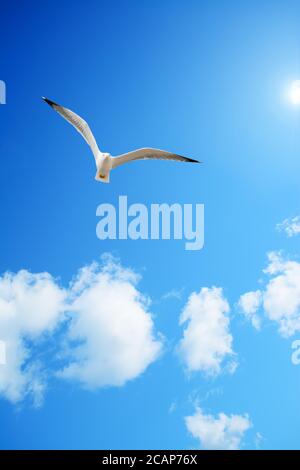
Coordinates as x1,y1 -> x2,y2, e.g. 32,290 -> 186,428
42,97 -> 200,183
95,152 -> 112,183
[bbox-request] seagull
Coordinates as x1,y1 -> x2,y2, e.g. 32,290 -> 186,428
42,97 -> 200,183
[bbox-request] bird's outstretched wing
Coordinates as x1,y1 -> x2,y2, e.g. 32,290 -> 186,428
42,97 -> 100,161
111,148 -> 200,169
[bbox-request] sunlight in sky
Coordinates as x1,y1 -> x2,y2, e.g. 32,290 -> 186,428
289,80 -> 300,104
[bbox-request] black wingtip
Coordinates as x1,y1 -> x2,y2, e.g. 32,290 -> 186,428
42,96 -> 59,107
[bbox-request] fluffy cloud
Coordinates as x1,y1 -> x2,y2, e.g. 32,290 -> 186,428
162,288 -> 183,301
178,287 -> 235,376
185,406 -> 251,450
239,252 -> 300,337
58,257 -> 162,388
238,290 -> 262,330
0,256 -> 162,404
0,270 -> 66,404
277,216 -> 300,237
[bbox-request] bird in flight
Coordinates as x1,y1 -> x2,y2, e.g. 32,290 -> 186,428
42,97 -> 200,183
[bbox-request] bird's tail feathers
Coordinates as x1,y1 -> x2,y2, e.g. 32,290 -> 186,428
95,171 -> 110,183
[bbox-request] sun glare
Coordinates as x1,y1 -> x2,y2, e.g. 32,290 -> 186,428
289,80 -> 300,105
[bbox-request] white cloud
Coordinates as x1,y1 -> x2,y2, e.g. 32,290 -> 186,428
254,431 -> 263,449
57,256 -> 162,388
162,288 -> 183,301
0,270 -> 66,404
0,340 -> 6,365
238,252 -> 300,337
277,216 -> 300,237
178,287 -> 236,376
185,406 -> 251,450
0,256 -> 163,404
238,290 -> 262,330
168,401 -> 177,413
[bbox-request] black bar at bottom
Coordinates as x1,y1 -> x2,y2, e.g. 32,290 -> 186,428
0,449 -> 299,466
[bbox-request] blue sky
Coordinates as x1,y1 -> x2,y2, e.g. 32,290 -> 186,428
1,0 -> 300,450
